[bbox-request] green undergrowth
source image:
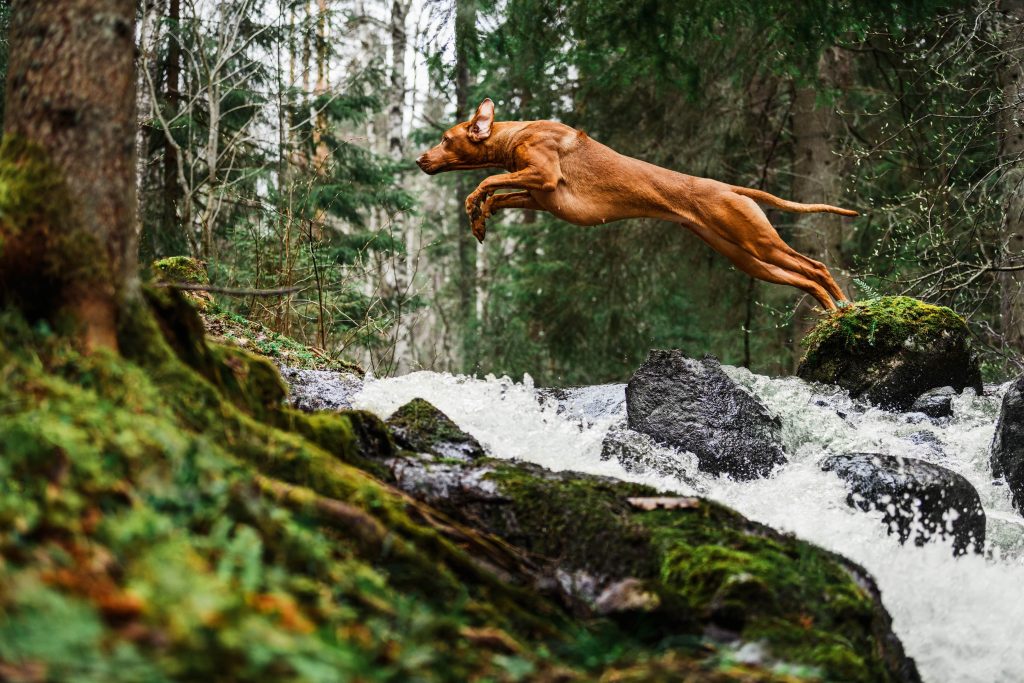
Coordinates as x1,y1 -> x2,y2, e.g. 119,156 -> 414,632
0,290 -> 804,682
801,296 -> 966,367
203,308 -> 363,374
151,255 -> 361,374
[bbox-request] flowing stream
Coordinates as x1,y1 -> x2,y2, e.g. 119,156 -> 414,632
351,368 -> 1024,683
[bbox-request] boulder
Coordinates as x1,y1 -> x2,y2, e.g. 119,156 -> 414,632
150,256 -> 214,311
279,366 -> 363,411
600,427 -> 704,491
821,453 -> 986,556
991,376 -> 1024,514
625,350 -> 787,480
909,386 -> 956,419
537,383 -> 626,421
798,296 -> 982,411
386,397 -> 485,461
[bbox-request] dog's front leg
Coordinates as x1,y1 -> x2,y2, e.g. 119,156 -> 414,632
465,159 -> 560,242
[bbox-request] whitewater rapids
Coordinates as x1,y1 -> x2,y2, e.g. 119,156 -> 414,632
352,367 -> 1024,683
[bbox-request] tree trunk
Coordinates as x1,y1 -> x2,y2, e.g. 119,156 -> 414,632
454,0 -> 478,370
163,0 -> 183,247
789,46 -> 851,366
999,0 -> 1024,353
136,0 -> 163,239
388,0 -> 411,159
3,0 -> 137,351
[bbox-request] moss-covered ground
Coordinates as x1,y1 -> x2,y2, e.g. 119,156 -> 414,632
0,286 -> 817,681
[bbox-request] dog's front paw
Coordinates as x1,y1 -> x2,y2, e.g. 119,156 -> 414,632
464,191 -> 484,219
471,214 -> 487,243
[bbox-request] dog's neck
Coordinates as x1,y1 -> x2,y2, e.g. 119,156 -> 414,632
482,121 -> 534,169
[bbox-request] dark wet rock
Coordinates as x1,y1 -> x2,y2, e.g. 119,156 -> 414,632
600,427 -> 704,491
537,383 -> 626,421
904,431 -> 945,459
798,297 -> 982,411
909,386 -> 956,419
279,366 -> 362,411
991,376 -> 1024,514
625,350 -> 787,480
821,453 -> 986,555
386,397 -> 485,461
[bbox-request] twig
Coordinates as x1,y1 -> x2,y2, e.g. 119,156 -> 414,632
156,282 -> 305,296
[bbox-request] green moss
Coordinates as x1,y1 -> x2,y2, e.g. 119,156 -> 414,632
209,343 -> 288,419
203,308 -> 363,374
151,256 -> 209,285
0,290 -> 908,681
801,296 -> 966,368
468,463 -> 901,683
387,398 -> 482,457
485,464 -> 660,579
0,302 -> 569,680
2,296 -> 818,681
0,137 -> 107,315
644,502 -> 884,682
277,409 -> 395,481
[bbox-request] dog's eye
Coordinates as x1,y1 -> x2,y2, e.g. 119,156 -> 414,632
442,136 -> 451,144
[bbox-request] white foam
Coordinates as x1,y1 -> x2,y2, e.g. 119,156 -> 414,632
353,369 -> 1024,683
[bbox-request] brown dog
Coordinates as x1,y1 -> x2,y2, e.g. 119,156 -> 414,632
417,98 -> 857,310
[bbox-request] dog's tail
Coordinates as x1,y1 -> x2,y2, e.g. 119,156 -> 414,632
731,186 -> 858,217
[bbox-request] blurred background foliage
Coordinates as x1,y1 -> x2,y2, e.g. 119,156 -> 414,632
4,0 -> 1023,383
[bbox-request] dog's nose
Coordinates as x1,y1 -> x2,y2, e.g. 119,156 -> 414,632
416,154 -> 427,169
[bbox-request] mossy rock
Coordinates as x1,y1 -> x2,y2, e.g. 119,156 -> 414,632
373,400 -> 920,683
151,256 -> 214,312
387,398 -> 485,460
151,256 -> 209,285
798,296 -> 982,410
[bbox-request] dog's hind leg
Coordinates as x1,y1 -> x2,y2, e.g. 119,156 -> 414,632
702,196 -> 843,309
686,220 -> 837,310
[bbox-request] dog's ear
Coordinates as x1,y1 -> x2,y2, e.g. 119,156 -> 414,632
469,98 -> 494,142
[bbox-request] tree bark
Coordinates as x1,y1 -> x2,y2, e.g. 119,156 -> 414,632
998,0 -> 1024,352
789,46 -> 851,365
163,0 -> 182,246
388,0 -> 411,159
3,0 -> 138,351
455,0 -> 478,370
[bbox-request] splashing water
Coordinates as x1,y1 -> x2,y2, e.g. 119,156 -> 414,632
353,368 -> 1024,683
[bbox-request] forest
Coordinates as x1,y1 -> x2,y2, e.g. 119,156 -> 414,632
2,1 -> 1024,682
0,0 -> 1016,383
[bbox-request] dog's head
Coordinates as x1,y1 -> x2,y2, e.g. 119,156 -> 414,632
416,98 -> 495,175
